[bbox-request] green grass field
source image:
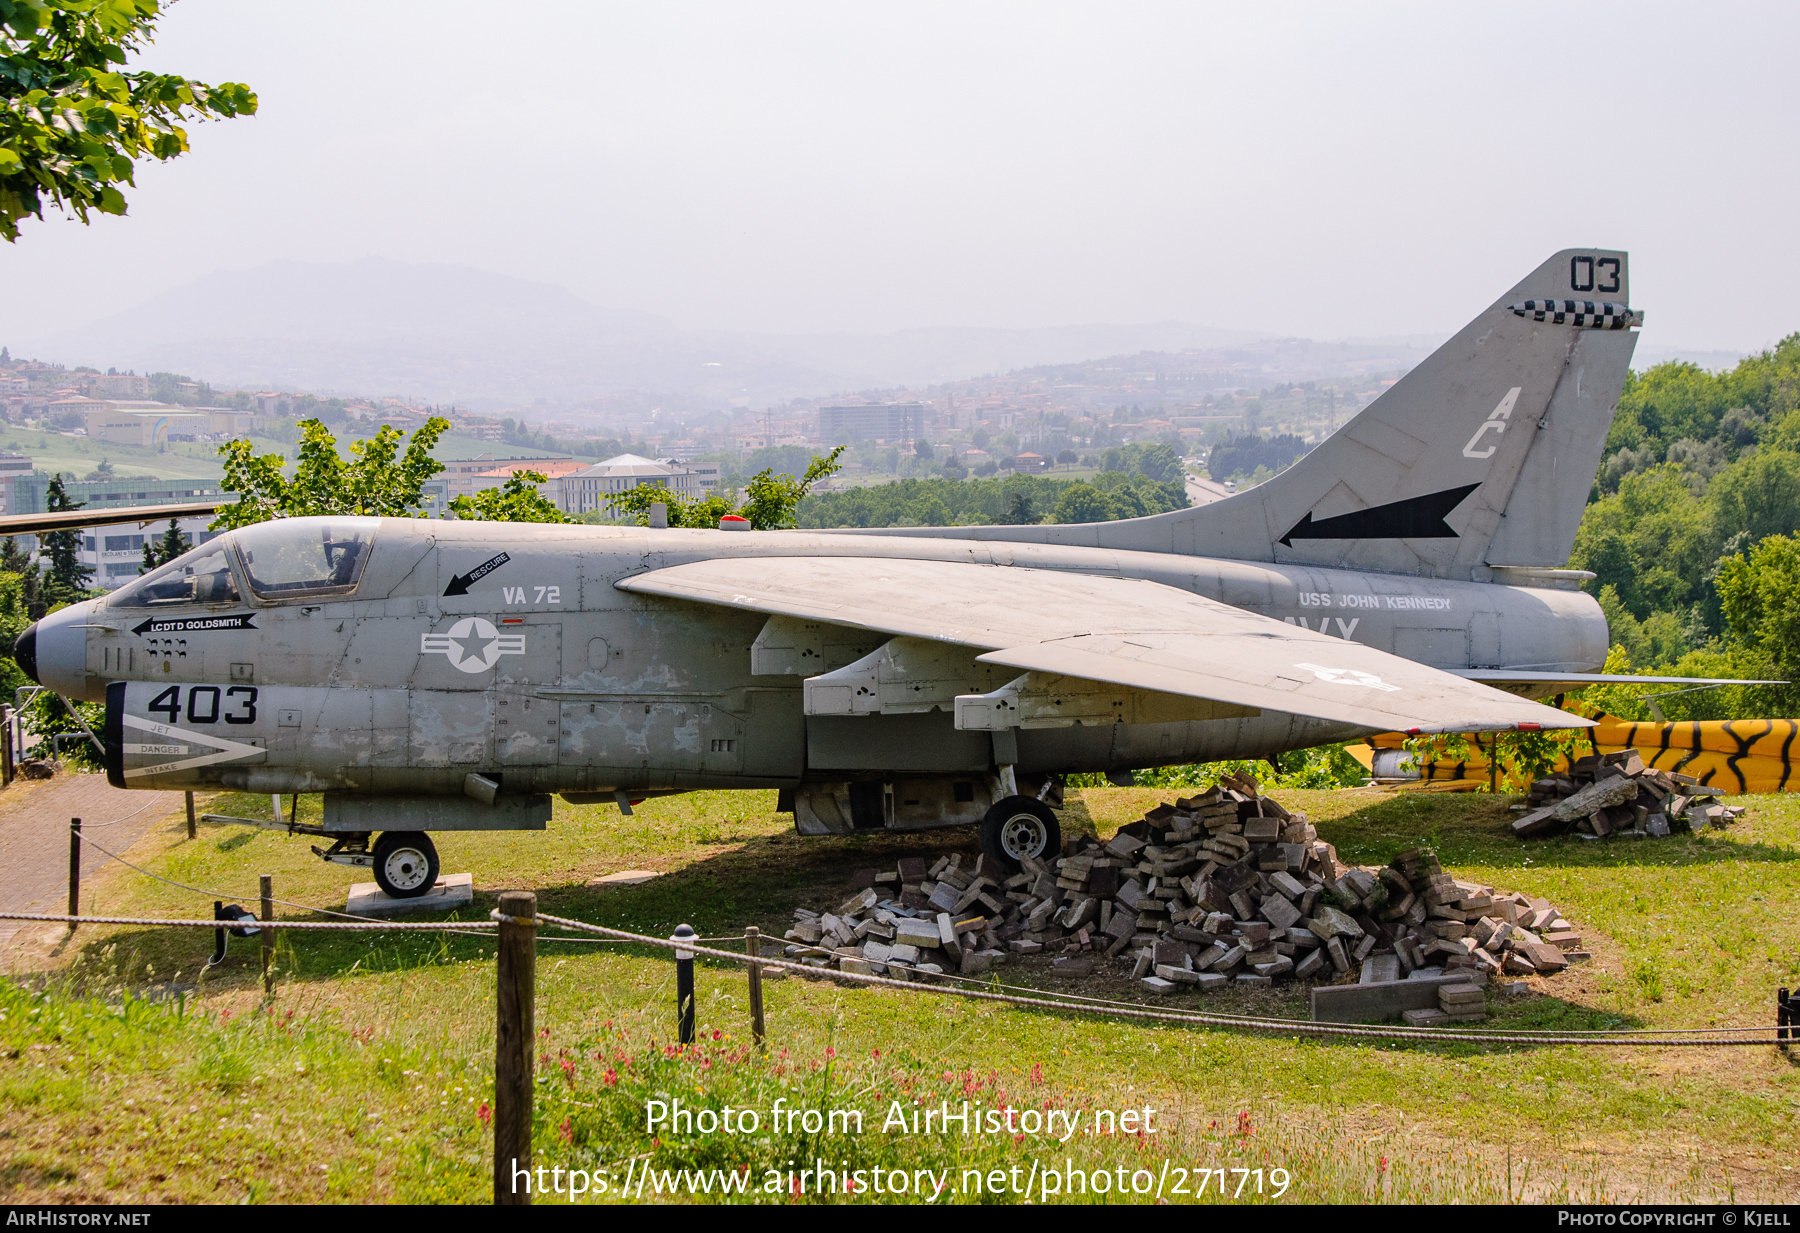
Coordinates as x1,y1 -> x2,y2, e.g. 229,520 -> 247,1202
3,783 -> 1796,1204
0,426 -> 552,488
0,427 -> 285,483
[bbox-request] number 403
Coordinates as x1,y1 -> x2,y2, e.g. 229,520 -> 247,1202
148,685 -> 258,724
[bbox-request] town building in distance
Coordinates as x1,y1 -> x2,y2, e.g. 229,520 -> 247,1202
817,402 -> 932,443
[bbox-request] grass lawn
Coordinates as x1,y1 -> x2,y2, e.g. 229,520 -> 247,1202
2,782 -> 1796,1204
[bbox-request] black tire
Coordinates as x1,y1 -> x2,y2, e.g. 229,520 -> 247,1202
372,831 -> 440,899
979,796 -> 1062,871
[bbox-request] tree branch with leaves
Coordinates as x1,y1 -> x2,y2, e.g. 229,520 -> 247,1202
0,0 -> 258,242
607,447 -> 844,529
448,470 -> 569,524
212,417 -> 451,528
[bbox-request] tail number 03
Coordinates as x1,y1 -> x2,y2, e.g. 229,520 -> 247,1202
1570,256 -> 1621,294
147,685 -> 258,725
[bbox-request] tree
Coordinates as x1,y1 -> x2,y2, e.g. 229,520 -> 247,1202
609,447 -> 844,530
448,470 -> 569,524
1056,448 -> 1078,467
1718,533 -> 1800,681
996,492 -> 1038,525
137,516 -> 186,572
734,447 -> 844,529
40,473 -> 91,605
914,438 -> 932,459
213,417 -> 450,528
0,534 -> 41,619
1,0 -> 258,242
84,456 -> 112,481
1050,483 -> 1117,524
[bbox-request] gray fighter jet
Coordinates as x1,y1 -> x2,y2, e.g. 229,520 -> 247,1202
13,249 -> 1710,895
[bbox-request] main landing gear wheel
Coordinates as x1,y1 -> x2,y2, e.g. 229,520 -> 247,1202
979,796 -> 1062,872
372,831 -> 440,899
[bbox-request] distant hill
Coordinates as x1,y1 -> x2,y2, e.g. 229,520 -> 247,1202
15,258 -> 1268,408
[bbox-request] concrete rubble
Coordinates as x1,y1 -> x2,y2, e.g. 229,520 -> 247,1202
781,773 -> 1585,1020
1510,747 -> 1744,840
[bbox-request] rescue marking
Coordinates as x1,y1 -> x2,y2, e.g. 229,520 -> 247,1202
421,617 -> 527,673
443,551 -> 511,597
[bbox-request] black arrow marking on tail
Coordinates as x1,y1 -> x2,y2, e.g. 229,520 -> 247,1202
444,551 -> 512,597
1278,483 -> 1481,547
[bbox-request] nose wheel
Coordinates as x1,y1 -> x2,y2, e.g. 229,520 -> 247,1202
372,831 -> 440,899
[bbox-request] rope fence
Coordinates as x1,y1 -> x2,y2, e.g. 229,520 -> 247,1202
6,900 -> 1781,1048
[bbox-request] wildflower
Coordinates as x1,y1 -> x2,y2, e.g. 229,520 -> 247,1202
557,1117 -> 573,1144
825,1046 -> 836,1060
603,1069 -> 619,1087
477,1102 -> 492,1127
712,1029 -> 722,1041
1379,1156 -> 1388,1172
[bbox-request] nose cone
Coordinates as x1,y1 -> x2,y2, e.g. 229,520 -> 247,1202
13,622 -> 37,685
27,600 -> 104,702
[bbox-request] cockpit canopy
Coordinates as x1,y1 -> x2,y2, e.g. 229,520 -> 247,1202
109,543 -> 240,608
232,517 -> 377,598
109,517 -> 379,608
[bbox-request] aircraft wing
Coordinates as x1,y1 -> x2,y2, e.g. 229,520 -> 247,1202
0,500 -> 227,536
1453,669 -> 1783,688
617,557 -> 1591,734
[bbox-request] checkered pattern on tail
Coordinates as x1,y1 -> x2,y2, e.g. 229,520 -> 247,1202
1508,300 -> 1644,329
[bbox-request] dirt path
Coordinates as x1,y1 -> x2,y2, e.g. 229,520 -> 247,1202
0,772 -> 186,958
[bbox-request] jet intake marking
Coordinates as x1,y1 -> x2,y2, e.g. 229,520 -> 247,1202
131,614 -> 257,636
1293,663 -> 1401,692
421,616 -> 527,673
1508,300 -> 1642,330
1277,484 -> 1479,547
120,713 -> 263,778
444,552 -> 511,597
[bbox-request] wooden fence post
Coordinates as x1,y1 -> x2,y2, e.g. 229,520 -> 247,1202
260,874 -> 275,995
494,890 -> 536,1205
745,926 -> 766,1047
1,705 -> 13,786
66,818 -> 80,927
186,791 -> 197,840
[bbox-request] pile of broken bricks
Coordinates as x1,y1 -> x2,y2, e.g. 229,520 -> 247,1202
781,775 -> 1586,1018
1511,747 -> 1744,841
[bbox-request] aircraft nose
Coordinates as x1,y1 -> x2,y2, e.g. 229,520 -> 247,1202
25,602 -> 103,702
13,622 -> 37,685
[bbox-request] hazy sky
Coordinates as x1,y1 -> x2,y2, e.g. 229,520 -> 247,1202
2,2 -> 1795,353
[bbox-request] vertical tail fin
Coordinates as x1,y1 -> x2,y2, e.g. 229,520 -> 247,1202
877,249 -> 1640,580
1177,248 -> 1639,578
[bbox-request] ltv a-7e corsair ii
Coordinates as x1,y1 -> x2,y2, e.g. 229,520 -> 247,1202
14,250 -> 1709,896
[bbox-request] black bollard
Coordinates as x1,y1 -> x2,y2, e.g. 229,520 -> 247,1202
672,923 -> 696,1044
1780,987 -> 1791,1050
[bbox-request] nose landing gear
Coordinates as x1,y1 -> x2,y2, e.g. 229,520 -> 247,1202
311,831 -> 441,898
